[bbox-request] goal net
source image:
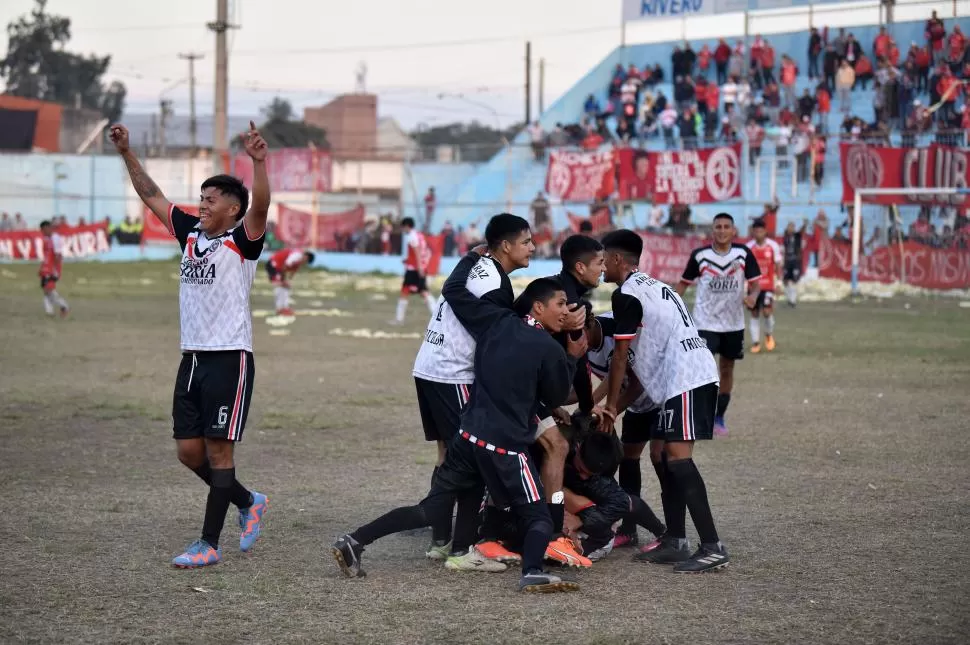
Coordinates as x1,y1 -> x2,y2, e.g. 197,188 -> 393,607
846,188 -> 970,295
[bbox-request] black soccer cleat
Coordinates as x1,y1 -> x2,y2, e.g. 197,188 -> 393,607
331,534 -> 366,578
673,543 -> 730,573
518,571 -> 580,593
633,537 -> 691,564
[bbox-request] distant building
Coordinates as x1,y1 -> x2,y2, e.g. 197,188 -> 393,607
0,95 -> 105,153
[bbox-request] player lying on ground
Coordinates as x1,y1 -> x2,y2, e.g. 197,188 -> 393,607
265,248 -> 315,315
332,249 -> 588,593
582,313 -> 665,550
412,214 -> 534,566
677,213 -> 760,436
746,218 -> 783,353
602,230 -> 730,573
38,220 -> 69,317
391,217 -> 436,325
111,122 -> 270,568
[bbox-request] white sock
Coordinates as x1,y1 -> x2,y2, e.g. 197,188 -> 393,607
50,290 -> 68,310
274,286 -> 289,311
750,317 -> 761,344
43,293 -> 55,315
424,292 -> 437,314
395,298 -> 408,322
765,315 -> 775,335
786,284 -> 797,305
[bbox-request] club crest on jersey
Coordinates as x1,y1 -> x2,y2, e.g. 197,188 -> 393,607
188,237 -> 222,260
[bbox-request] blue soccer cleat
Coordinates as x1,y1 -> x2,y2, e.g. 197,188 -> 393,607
239,492 -> 269,552
172,539 -> 222,568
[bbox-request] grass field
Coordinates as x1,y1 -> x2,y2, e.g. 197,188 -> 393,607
1,261 -> 969,645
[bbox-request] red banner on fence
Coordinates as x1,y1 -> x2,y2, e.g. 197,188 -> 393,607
0,223 -> 110,260
840,142 -> 970,207
545,145 -> 743,205
617,143 -> 743,204
276,204 -> 366,251
817,235 -> 970,290
141,204 -> 198,244
637,232 -> 709,286
567,209 -> 612,233
226,148 -> 333,193
545,149 -> 615,202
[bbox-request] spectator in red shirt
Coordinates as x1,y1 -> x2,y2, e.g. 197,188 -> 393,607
714,38 -> 731,84
815,84 -> 831,133
936,67 -> 961,123
751,34 -> 765,89
745,119 -> 765,166
914,43 -> 932,92
948,25 -> 966,69
855,54 -> 874,89
694,78 -> 709,117
780,55 -> 799,108
424,187 -> 436,229
811,135 -> 826,186
698,44 -> 712,79
888,40 -> 901,67
925,11 -> 947,63
761,41 -> 776,87
874,26 -> 891,60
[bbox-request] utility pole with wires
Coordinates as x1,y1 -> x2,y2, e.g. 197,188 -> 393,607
208,0 -> 238,153
538,58 -> 545,116
524,41 -> 532,125
178,52 -> 204,155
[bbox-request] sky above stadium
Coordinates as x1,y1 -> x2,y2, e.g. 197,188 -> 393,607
0,0 -> 630,127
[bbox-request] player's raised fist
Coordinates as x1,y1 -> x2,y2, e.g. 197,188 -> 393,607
244,120 -> 268,161
109,125 -> 130,153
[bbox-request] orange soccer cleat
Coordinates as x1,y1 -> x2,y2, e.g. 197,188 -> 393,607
545,537 -> 592,568
475,540 -> 522,564
765,335 -> 776,352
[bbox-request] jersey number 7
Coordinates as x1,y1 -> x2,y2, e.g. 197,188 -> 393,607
661,286 -> 695,328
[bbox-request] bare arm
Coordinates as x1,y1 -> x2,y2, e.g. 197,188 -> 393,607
110,125 -> 172,229
242,121 -> 270,238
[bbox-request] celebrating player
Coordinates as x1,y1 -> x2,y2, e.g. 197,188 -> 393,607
332,249 -> 587,593
412,213 -> 534,567
600,229 -> 729,573
677,213 -> 760,436
111,121 -> 270,568
391,217 -> 436,325
782,219 -> 808,307
746,219 -> 783,353
265,248 -> 315,315
38,220 -> 69,317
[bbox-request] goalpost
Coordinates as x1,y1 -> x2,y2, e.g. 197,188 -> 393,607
850,187 -> 970,296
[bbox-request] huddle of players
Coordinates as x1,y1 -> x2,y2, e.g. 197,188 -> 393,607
331,213 -> 753,593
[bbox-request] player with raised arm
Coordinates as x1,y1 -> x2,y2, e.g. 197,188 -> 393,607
110,122 -> 271,568
599,229 -> 728,573
266,248 -> 315,315
332,249 -> 587,593
391,217 -> 436,325
38,220 -> 69,317
782,218 -> 808,308
746,219 -> 783,353
676,213 -> 760,436
412,214 -> 534,568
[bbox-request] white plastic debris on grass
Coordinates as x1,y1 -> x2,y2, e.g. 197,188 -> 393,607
0,269 -> 17,279
370,293 -> 388,301
295,289 -> 336,298
265,315 -> 295,327
268,329 -> 291,336
329,327 -> 421,340
297,308 -> 352,317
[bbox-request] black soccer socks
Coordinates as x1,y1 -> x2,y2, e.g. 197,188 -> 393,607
618,458 -> 642,534
654,455 -> 686,539
667,458 -> 720,545
201,467 -> 236,548
191,462 -> 253,508
716,393 -> 731,418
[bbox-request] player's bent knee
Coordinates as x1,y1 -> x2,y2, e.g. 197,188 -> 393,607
176,439 -> 206,469
204,438 -> 235,468
623,442 -> 646,459
539,428 -> 569,458
664,441 -> 695,461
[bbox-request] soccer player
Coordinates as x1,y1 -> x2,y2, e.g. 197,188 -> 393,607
38,220 -> 69,317
411,213 -> 534,567
110,121 -> 270,568
265,248 -> 315,315
677,213 -> 760,436
746,218 -> 783,353
600,229 -> 729,572
782,218 -> 808,307
537,235 -> 604,551
332,250 -> 588,593
391,217 -> 436,325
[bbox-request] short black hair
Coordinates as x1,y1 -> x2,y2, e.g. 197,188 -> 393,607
401,217 -> 416,228
713,212 -> 735,224
560,234 -> 603,271
513,277 -> 565,318
579,220 -> 594,233
202,175 -> 249,221
579,432 -> 622,475
39,220 -> 51,228
752,218 -> 766,228
601,229 -> 643,263
304,251 -> 316,264
594,314 -> 617,338
485,213 -> 530,249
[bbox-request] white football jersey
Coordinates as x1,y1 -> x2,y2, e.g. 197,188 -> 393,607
586,312 -> 655,414
681,244 -> 760,333
613,271 -> 719,405
171,205 -> 264,352
412,255 -> 512,384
